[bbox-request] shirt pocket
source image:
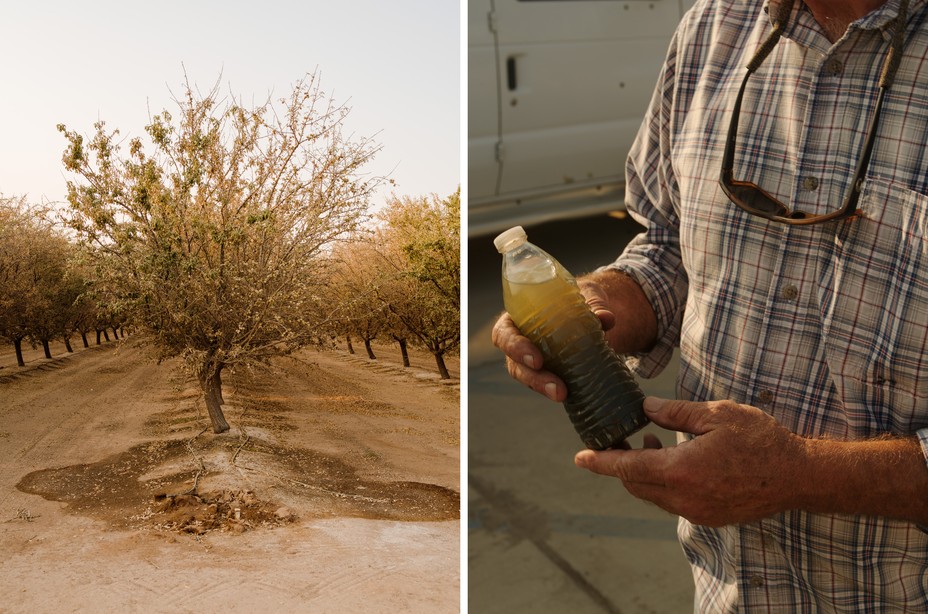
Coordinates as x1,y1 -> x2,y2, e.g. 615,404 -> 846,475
822,178 -> 928,435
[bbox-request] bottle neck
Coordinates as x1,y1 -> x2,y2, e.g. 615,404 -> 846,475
499,237 -> 527,254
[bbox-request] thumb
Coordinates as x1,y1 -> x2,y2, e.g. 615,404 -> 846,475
590,304 -> 616,332
643,396 -> 714,435
577,280 -> 615,332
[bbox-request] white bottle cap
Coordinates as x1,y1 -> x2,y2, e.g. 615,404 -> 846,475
494,226 -> 527,253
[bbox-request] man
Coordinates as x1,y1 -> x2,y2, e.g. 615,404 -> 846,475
492,0 -> 928,609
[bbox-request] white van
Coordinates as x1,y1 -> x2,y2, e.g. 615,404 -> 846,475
468,0 -> 694,237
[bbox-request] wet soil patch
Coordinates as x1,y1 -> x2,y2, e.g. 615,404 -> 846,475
17,435 -> 458,532
238,441 -> 459,521
17,439 -> 194,529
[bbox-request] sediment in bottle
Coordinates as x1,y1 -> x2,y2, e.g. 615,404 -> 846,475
503,271 -> 647,450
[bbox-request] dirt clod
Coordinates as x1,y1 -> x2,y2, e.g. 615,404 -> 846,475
150,489 -> 293,534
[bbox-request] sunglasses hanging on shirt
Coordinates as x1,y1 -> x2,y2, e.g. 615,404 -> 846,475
719,0 -> 910,225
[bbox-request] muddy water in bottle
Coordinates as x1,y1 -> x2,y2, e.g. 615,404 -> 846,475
496,226 -> 648,450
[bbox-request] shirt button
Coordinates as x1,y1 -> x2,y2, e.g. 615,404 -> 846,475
801,176 -> 819,191
750,575 -> 765,587
756,389 -> 774,408
781,284 -> 799,301
825,58 -> 844,75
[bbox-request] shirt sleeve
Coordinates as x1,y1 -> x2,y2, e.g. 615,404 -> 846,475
917,429 -> 928,534
598,23 -> 689,379
917,428 -> 928,467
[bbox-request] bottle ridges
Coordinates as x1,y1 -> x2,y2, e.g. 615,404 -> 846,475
509,279 -> 647,450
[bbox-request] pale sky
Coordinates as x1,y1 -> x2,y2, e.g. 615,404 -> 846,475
0,0 -> 460,210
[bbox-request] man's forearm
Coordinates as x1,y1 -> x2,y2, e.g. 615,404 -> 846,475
578,268 -> 658,356
797,435 -> 928,525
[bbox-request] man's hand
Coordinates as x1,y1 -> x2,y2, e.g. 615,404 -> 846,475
574,397 -> 807,527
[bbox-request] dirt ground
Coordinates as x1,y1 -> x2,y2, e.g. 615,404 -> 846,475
0,336 -> 460,613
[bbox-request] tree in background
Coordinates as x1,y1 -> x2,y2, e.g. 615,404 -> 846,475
59,72 -> 381,433
24,233 -> 79,359
376,189 -> 460,379
327,238 -> 389,361
70,285 -> 99,348
0,196 -> 37,366
0,197 -> 81,365
382,293 -> 414,368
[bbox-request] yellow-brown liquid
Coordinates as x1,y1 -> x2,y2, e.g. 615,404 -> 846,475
503,260 -> 647,449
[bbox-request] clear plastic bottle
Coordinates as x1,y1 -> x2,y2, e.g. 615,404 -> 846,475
495,226 -> 648,449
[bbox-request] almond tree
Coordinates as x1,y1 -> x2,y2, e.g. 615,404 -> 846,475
326,237 -> 388,361
71,289 -> 98,348
25,236 -> 78,359
376,189 -> 460,378
0,196 -> 38,366
383,301 -> 413,367
59,72 -> 381,433
0,197 -> 76,365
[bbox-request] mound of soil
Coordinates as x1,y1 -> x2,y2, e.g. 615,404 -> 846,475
149,489 -> 294,535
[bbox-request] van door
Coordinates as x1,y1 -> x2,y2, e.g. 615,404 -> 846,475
469,0 -> 693,236
469,0 -> 503,200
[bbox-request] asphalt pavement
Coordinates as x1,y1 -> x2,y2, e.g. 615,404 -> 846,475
467,213 -> 694,613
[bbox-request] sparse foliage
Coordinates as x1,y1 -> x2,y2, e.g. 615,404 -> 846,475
327,237 -> 388,361
0,197 -> 88,365
375,189 -> 460,378
58,72 -> 382,433
317,189 -> 460,379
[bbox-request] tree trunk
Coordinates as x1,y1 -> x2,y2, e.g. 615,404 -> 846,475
41,339 -> 52,359
199,363 -> 230,434
103,329 -> 111,342
346,335 -> 355,354
397,338 -> 410,367
433,351 -> 450,380
111,326 -> 120,339
364,338 -> 376,360
96,330 -> 102,345
80,331 -> 89,348
214,366 -> 225,405
63,335 -> 74,353
13,337 -> 25,367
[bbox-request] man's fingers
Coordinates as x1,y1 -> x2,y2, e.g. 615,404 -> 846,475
506,357 -> 564,401
574,448 -> 667,486
493,311 -> 568,401
492,313 -> 543,370
643,396 -> 720,435
644,396 -> 759,435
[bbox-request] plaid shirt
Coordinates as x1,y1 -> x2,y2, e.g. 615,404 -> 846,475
608,0 -> 928,610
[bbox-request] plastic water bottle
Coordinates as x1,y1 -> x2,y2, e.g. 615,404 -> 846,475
495,226 -> 648,449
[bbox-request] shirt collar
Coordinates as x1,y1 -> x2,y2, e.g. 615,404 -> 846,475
856,0 -> 924,31
762,0 -> 927,34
